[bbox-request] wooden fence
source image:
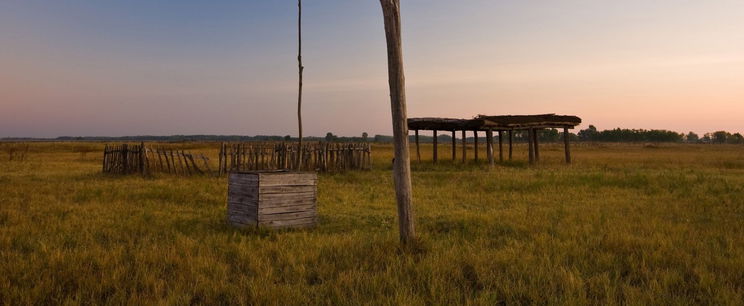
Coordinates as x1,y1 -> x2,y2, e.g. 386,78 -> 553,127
104,142 -> 372,176
103,143 -> 211,176
146,147 -> 212,176
102,143 -> 147,175
218,142 -> 371,174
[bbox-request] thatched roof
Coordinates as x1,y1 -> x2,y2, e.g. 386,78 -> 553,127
407,114 -> 581,131
407,118 -> 484,130
476,114 -> 581,129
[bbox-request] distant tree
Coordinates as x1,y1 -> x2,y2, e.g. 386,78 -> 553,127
577,125 -> 598,141
374,135 -> 393,143
325,132 -> 336,142
284,135 -> 291,141
713,131 -> 729,144
729,133 -> 744,144
539,128 -> 560,142
702,133 -> 712,143
574,125 -> 682,142
362,132 -> 369,142
686,132 -> 699,143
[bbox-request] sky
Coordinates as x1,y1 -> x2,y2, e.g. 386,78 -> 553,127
1,0 -> 743,138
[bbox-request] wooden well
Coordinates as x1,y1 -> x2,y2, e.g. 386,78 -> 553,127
227,171 -> 317,229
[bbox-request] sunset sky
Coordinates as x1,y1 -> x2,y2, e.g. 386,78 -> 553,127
1,0 -> 743,138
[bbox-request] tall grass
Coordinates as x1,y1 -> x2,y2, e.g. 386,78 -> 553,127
1,142 -> 743,304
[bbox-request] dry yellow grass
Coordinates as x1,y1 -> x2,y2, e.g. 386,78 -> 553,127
1,142 -> 744,305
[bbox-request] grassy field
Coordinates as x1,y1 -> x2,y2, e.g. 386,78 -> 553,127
1,142 -> 744,305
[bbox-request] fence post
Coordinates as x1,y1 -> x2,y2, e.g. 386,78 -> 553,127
139,142 -> 146,176
102,144 -> 108,173
121,144 -> 129,174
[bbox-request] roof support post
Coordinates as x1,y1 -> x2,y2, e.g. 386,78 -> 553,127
451,130 -> 456,161
461,130 -> 467,163
498,130 -> 504,163
564,127 -> 571,164
534,128 -> 540,163
432,129 -> 438,163
415,129 -> 420,162
528,129 -> 535,165
508,130 -> 513,160
473,130 -> 479,162
486,129 -> 494,167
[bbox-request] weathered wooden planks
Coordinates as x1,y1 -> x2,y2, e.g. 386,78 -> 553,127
227,171 -> 318,229
102,144 -> 210,176
102,143 -> 147,175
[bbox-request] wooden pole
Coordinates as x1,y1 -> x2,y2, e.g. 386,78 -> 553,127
564,127 -> 572,164
473,130 -> 479,162
415,129 -> 420,162
432,129 -> 438,163
534,129 -> 540,163
508,130 -> 513,160
486,129 -> 494,167
528,129 -> 535,165
461,130 -> 466,163
498,130 -> 504,162
451,130 -> 456,161
297,0 -> 304,169
380,0 -> 415,245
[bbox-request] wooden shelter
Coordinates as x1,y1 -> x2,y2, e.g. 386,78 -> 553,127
407,114 -> 581,165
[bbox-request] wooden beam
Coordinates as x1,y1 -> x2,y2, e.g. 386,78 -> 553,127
415,129 -> 420,162
486,129 -> 494,167
461,130 -> 466,163
528,129 -> 535,165
498,130 -> 504,162
380,0 -> 415,244
433,129 -> 438,163
451,130 -> 456,161
473,130 -> 479,162
564,127 -> 571,164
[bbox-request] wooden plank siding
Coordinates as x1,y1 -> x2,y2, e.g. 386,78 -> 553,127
227,172 -> 317,229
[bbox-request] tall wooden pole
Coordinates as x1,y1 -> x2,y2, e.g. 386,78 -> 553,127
380,0 -> 415,244
296,0 -> 304,169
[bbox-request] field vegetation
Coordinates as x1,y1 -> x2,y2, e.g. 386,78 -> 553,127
1,142 -> 744,304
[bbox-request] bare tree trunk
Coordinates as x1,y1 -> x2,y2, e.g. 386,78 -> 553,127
380,0 -> 416,245
297,0 -> 304,170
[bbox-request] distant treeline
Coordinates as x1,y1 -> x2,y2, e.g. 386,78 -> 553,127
393,126 -> 744,144
2,127 -> 742,144
575,126 -> 744,144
